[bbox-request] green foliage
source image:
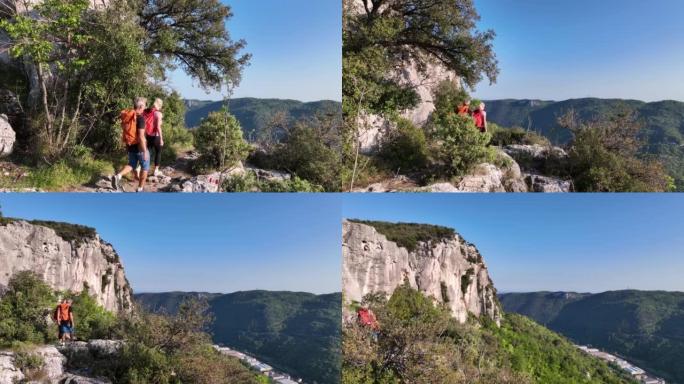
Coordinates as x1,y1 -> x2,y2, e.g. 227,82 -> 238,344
489,125 -> 551,147
378,118 -> 428,173
221,173 -> 324,193
428,106 -> 494,179
193,108 -> 250,171
253,114 -> 342,192
432,80 -> 470,120
503,290 -> 684,384
66,289 -> 117,340
0,272 -> 56,347
138,0 -> 250,91
342,0 -> 498,189
348,220 -> 455,252
0,217 -> 97,244
560,110 -> 673,192
343,285 -> 636,384
136,291 -> 342,384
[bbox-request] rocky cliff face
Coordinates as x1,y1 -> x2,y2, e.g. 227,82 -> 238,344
343,221 -> 501,324
0,220 -> 132,313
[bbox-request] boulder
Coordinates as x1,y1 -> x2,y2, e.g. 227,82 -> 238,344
456,151 -> 527,192
0,351 -> 24,383
60,373 -> 113,384
0,114 -> 16,156
502,144 -> 568,174
32,346 -> 67,380
179,172 -> 222,193
525,174 -> 573,193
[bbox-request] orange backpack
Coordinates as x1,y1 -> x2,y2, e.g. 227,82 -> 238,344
120,109 -> 138,146
54,303 -> 71,322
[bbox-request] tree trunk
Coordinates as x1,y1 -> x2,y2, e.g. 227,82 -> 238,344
36,62 -> 54,147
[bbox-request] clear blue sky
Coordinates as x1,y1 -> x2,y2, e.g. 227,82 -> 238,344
473,0 -> 684,102
1,194 -> 341,295
169,0 -> 341,102
343,194 -> 684,293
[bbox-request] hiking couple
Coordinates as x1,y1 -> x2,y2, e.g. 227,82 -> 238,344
357,307 -> 380,341
52,298 -> 75,346
111,97 -> 165,192
457,99 -> 488,133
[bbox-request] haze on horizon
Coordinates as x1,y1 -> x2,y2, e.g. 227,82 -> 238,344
0,194 -> 342,295
169,0 -> 341,102
473,0 -> 684,102
342,194 -> 684,294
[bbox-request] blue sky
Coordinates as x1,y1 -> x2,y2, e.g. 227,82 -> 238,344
1,194 -> 341,294
343,194 -> 684,293
168,0 -> 341,102
473,0 -> 684,102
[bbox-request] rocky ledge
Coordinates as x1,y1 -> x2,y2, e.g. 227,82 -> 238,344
0,340 -> 122,384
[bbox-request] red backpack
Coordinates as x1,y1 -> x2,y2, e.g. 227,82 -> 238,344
357,308 -> 375,326
143,107 -> 159,136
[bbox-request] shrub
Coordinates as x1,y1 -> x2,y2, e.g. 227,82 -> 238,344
67,289 -> 117,340
378,118 -> 428,173
432,80 -> 469,119
489,125 -> 550,147
222,173 -> 324,192
0,272 -> 56,347
193,108 -> 250,172
560,110 -> 674,192
428,113 -> 494,178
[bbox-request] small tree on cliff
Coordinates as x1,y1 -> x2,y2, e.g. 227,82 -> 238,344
0,271 -> 56,346
193,107 -> 250,172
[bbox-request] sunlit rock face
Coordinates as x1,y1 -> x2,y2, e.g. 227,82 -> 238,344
343,220 -> 502,325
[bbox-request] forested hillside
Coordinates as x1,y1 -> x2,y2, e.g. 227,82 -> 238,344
500,290 -> 684,383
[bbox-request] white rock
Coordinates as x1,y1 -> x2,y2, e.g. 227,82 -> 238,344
0,352 -> 24,383
0,114 -> 16,156
0,220 -> 132,313
525,174 -> 572,193
343,221 -> 501,325
32,346 -> 67,380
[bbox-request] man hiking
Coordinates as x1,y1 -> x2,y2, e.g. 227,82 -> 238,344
143,98 -> 165,177
472,102 -> 488,133
457,99 -> 471,116
357,307 -> 380,341
112,97 -> 150,192
53,299 -> 75,346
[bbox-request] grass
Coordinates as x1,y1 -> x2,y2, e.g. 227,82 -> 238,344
0,156 -> 114,191
348,219 -> 456,252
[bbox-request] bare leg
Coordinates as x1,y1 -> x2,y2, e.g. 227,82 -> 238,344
116,165 -> 133,178
138,171 -> 148,190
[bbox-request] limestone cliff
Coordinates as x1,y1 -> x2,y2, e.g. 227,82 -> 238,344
343,220 -> 501,324
0,220 -> 132,313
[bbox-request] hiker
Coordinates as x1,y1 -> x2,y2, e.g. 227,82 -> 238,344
144,98 -> 164,177
112,97 -> 150,192
357,307 -> 380,341
472,102 -> 488,133
457,99 -> 471,116
53,299 -> 75,345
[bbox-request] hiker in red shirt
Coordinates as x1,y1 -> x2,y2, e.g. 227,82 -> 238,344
472,102 -> 488,133
456,99 -> 471,116
357,307 -> 380,341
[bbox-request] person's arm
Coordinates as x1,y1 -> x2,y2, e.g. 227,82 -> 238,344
137,115 -> 147,156
69,309 -> 74,327
483,111 -> 488,132
156,111 -> 164,146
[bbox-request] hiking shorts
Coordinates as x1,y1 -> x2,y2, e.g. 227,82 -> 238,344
127,148 -> 150,172
59,321 -> 72,335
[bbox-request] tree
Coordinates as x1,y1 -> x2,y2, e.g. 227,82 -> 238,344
138,0 -> 251,92
559,110 -> 674,192
193,107 -> 250,171
342,0 -> 498,188
0,271 -> 56,346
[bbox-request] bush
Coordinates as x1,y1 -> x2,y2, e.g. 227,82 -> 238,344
222,173 -> 324,192
256,116 -> 342,191
0,272 -> 56,347
489,125 -> 550,147
428,113 -> 494,178
67,289 -> 117,340
432,80 -> 469,119
193,108 -> 250,172
561,110 -> 674,192
378,118 -> 428,173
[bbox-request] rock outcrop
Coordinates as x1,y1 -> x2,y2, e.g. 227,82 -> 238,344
0,114 -> 16,156
0,342 -> 117,384
343,221 -> 501,325
0,220 -> 132,313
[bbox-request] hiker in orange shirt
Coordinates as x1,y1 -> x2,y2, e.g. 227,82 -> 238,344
457,99 -> 471,116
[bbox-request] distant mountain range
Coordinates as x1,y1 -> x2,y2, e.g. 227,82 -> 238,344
183,98 -> 342,140
135,290 -> 341,384
484,98 -> 684,189
499,290 -> 684,384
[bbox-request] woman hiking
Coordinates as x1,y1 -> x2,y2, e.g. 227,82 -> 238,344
144,98 -> 165,177
472,102 -> 488,133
